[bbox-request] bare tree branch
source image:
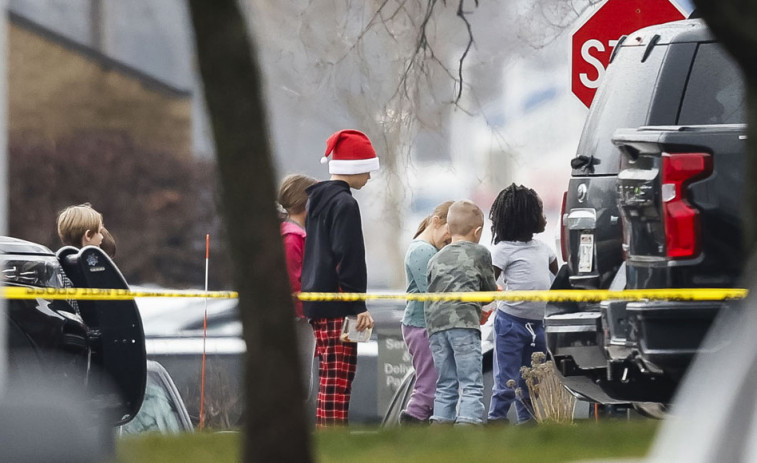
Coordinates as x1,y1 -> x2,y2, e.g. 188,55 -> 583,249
453,0 -> 476,103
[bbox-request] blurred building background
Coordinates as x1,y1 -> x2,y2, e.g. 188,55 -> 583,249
8,11 -> 192,156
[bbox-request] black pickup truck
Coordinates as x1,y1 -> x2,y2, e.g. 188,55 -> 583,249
546,19 -> 746,410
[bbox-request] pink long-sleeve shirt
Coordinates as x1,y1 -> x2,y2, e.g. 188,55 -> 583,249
281,220 -> 307,318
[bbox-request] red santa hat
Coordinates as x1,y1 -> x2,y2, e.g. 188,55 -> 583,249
321,129 -> 380,175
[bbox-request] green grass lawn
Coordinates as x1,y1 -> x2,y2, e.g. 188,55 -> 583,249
117,420 -> 658,463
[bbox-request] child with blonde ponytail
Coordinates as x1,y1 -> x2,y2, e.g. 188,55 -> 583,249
399,200 -> 453,424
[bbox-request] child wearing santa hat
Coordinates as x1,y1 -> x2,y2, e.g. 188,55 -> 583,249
301,129 -> 378,427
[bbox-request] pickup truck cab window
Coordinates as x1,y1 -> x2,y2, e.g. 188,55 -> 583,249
678,42 -> 746,125
574,44 -> 666,176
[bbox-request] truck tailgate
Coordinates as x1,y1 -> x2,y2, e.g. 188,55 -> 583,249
613,124 -> 746,288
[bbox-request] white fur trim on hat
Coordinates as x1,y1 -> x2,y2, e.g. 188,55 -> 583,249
329,157 -> 380,175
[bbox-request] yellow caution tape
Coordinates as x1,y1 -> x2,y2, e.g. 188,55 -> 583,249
1,286 -> 239,301
0,286 -> 748,302
296,288 -> 749,303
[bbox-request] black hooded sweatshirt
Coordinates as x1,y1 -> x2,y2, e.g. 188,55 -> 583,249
301,180 -> 367,319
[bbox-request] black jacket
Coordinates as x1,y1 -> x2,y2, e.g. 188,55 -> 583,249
301,180 -> 367,319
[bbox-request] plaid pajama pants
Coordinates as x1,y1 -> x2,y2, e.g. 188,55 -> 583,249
310,317 -> 357,427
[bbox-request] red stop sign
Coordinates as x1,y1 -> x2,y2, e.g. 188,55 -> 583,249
571,0 -> 685,108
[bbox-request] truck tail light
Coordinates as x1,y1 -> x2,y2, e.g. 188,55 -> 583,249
661,152 -> 712,259
560,191 -> 568,262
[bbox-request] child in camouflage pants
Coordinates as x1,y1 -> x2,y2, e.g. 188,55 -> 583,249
424,200 -> 497,425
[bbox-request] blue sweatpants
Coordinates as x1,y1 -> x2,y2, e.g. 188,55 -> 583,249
488,310 -> 546,423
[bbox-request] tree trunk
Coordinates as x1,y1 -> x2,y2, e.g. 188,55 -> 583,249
693,0 -> 757,263
187,2 -> 312,462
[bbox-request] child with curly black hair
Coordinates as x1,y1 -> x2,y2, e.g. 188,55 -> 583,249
487,184 -> 558,424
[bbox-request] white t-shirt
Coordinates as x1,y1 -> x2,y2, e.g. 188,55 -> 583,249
491,239 -> 557,320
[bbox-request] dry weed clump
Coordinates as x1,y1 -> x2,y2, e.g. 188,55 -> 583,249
509,352 -> 576,424
183,361 -> 243,429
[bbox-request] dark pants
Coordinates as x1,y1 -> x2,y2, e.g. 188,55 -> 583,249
488,311 -> 546,423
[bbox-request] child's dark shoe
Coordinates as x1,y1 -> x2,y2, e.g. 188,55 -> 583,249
399,410 -> 429,426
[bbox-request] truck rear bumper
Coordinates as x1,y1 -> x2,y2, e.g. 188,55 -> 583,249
626,300 -> 723,371
545,309 -> 605,370
544,298 -> 721,404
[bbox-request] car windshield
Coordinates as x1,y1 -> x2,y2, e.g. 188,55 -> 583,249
136,298 -> 240,337
120,370 -> 184,435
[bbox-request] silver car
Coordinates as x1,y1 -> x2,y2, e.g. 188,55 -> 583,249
136,293 -> 410,426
